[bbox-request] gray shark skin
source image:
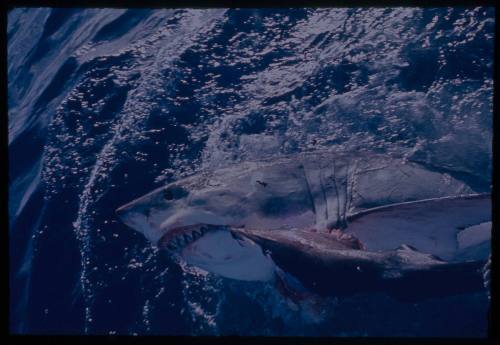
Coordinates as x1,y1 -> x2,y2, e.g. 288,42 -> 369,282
116,151 -> 490,300
116,151 -> 474,243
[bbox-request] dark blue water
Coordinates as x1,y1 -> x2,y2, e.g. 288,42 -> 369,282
8,8 -> 493,335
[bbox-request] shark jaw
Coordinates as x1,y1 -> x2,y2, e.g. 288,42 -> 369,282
115,202 -> 277,282
157,223 -> 216,252
157,224 -> 277,282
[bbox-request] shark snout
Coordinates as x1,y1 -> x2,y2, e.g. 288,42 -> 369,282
115,200 -> 165,243
115,193 -> 156,220
115,204 -> 142,229
115,204 -> 129,219
115,200 -> 145,221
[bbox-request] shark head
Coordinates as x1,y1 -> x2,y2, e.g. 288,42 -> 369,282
115,183 -> 196,244
114,158 -> 323,282
114,179 -> 283,282
116,159 -> 319,245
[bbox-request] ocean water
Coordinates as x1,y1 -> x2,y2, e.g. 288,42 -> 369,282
8,7 -> 493,335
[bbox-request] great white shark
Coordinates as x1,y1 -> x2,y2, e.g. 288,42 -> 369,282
116,151 -> 491,301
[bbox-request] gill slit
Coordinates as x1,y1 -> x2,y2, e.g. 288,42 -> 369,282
301,164 -> 316,216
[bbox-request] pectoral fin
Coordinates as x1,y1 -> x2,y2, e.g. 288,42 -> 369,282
345,194 -> 491,261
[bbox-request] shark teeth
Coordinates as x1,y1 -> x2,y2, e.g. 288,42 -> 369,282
161,224 -> 217,252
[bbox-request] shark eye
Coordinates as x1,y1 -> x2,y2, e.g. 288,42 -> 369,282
163,189 -> 174,200
163,186 -> 189,200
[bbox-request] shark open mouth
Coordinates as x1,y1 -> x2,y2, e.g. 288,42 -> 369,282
157,224 -> 230,252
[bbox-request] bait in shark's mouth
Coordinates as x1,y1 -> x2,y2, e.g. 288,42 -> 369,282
116,151 -> 491,302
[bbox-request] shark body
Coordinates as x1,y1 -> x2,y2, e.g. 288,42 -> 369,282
116,151 -> 491,300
